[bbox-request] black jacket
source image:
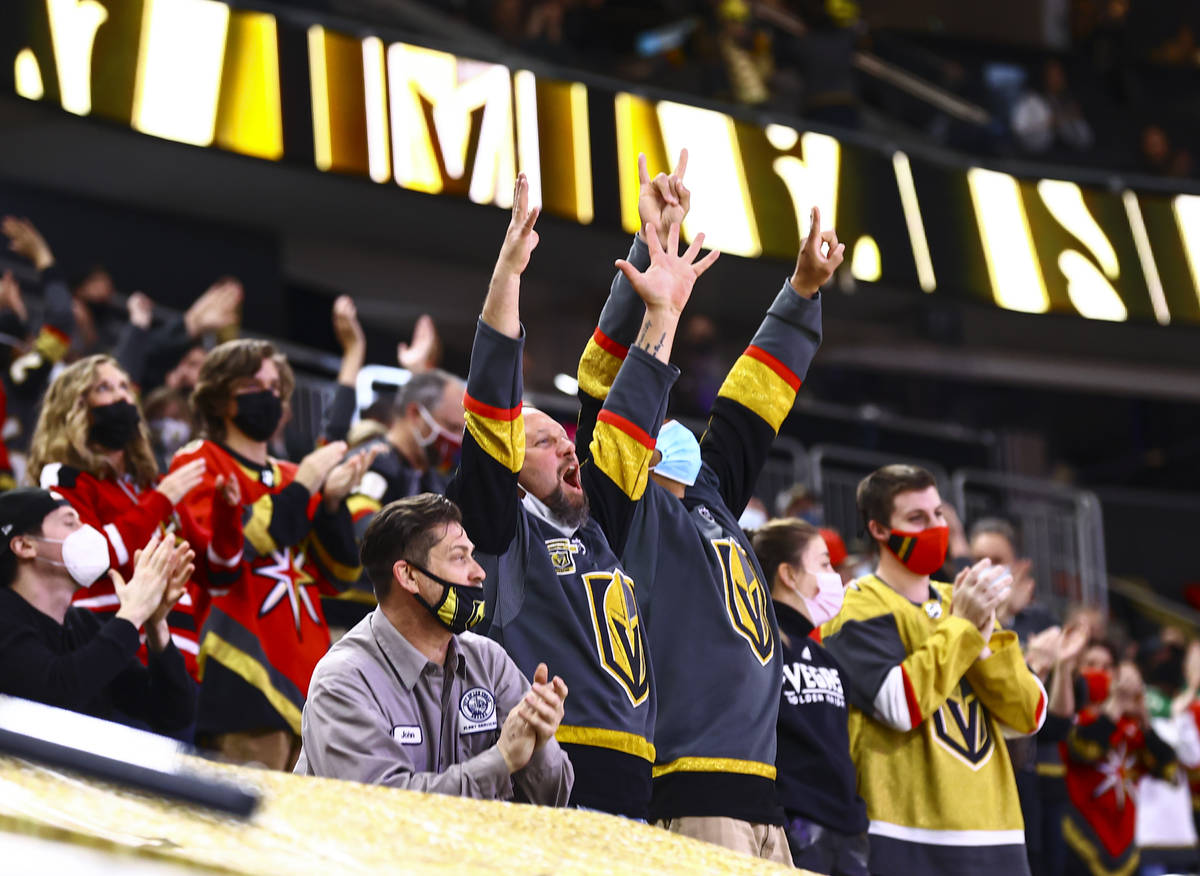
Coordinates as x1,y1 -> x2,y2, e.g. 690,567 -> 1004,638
0,586 -> 195,735
775,600 -> 869,834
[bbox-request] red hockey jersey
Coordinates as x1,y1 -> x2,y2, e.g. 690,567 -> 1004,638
40,463 -> 200,675
170,440 -> 361,737
1062,707 -> 1178,876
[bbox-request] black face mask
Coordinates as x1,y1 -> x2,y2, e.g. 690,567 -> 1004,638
88,400 -> 142,450
408,560 -> 486,634
233,390 -> 283,442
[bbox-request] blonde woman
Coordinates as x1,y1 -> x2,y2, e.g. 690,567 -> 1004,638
29,355 -> 206,673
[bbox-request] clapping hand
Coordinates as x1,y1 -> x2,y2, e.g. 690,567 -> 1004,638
111,531 -> 174,629
952,559 -> 1012,637
185,278 -> 243,337
321,444 -> 384,511
0,270 -> 26,323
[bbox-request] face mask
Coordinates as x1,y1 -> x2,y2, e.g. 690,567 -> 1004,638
1079,667 -> 1112,704
408,560 -> 485,634
88,400 -> 141,450
739,506 -> 768,532
150,418 -> 191,457
886,525 -> 949,576
36,525 -> 110,586
802,571 -> 845,627
415,405 -> 463,474
233,390 -> 283,442
652,420 -> 701,487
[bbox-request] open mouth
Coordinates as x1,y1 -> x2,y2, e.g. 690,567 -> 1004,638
561,462 -> 582,491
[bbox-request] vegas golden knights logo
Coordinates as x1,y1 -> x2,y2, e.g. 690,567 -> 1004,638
710,538 -> 774,666
581,570 -> 649,707
932,683 -> 995,770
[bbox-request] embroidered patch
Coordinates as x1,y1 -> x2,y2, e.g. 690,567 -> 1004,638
923,600 -> 943,620
459,687 -> 498,734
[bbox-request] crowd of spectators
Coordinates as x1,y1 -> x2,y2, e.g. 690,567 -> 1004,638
418,0 -> 1200,181
1,149 -> 1199,875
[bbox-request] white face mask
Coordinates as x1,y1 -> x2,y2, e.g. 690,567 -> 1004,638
36,525 -> 110,586
801,571 -> 845,627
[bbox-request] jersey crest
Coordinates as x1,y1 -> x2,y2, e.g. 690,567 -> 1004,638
931,682 -> 995,770
710,537 -> 774,665
582,570 -> 649,707
545,537 -> 585,576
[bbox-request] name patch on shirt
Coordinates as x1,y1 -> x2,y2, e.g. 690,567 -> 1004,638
393,725 -> 423,744
459,687 -> 498,734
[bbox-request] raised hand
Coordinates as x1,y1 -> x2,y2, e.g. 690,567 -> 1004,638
616,222 -> 719,317
638,149 -> 690,248
494,173 -> 541,278
321,444 -> 383,511
127,292 -> 154,330
332,295 -> 365,355
155,458 -> 207,506
294,441 -> 349,494
185,277 -> 243,337
397,314 -> 440,373
0,270 -> 27,323
1,216 -> 54,271
791,205 -> 845,297
1024,625 -> 1063,679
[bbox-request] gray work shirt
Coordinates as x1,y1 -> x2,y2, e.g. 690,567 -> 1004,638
294,610 -> 573,804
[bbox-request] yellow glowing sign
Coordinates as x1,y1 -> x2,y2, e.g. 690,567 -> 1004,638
11,0 -> 1200,328
967,168 -> 1049,314
133,0 -> 231,147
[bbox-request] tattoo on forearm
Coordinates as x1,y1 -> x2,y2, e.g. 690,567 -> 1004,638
636,325 -> 666,356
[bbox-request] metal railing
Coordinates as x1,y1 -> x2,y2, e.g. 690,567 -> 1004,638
951,469 -> 1108,615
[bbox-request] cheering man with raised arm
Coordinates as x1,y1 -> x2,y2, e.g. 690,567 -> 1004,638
446,174 -> 717,820
574,150 -> 836,862
821,464 -> 1048,876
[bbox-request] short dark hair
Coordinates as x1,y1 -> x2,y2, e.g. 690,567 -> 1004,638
750,518 -> 822,588
857,464 -> 938,534
393,369 -> 461,417
361,493 -> 463,601
191,339 -> 294,441
968,517 -> 1019,553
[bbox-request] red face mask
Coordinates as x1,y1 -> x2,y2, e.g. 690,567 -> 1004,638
1079,667 -> 1112,704
886,525 -> 949,576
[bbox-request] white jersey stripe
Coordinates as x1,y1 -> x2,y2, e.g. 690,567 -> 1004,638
103,524 -> 129,567
869,821 -> 1025,847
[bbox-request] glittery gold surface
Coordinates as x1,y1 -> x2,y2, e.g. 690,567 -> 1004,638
0,756 -> 812,875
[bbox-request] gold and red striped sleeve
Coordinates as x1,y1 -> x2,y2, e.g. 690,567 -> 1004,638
577,327 -> 629,402
591,408 -> 656,501
463,393 -> 525,474
716,343 -> 803,433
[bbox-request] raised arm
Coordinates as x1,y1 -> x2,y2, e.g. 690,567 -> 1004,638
576,150 -> 689,460
582,222 -> 717,553
699,207 -> 842,515
445,175 -> 540,554
319,296 -> 366,444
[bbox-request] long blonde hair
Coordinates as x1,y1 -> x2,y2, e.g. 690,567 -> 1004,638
28,355 -> 160,487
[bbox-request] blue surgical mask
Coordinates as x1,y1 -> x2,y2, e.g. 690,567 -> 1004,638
652,420 -> 701,487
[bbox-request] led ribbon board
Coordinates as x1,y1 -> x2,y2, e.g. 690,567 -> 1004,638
8,0 -> 1200,326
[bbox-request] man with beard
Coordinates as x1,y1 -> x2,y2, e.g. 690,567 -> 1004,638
446,174 -> 718,819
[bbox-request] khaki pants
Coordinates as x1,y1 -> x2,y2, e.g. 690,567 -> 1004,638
658,816 -> 794,867
211,729 -> 301,772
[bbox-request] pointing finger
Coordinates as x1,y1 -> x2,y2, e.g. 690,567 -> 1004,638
805,206 -> 822,253
638,152 -> 650,186
682,231 -> 707,263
